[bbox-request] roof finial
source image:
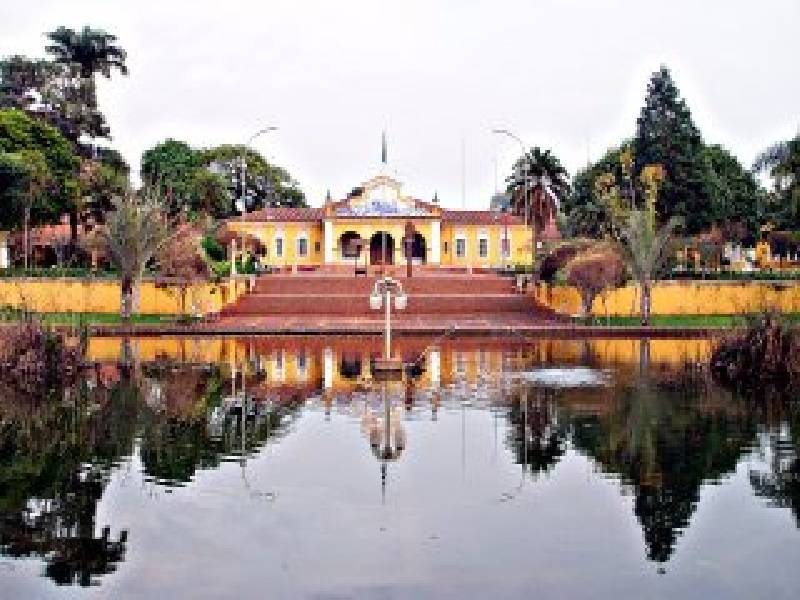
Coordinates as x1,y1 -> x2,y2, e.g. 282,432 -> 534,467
325,189 -> 332,203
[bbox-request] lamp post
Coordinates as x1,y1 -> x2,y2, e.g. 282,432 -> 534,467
239,126 -> 278,214
369,276 -> 407,369
492,128 -> 535,272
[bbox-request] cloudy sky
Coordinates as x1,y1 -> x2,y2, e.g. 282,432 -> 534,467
2,0 -> 798,209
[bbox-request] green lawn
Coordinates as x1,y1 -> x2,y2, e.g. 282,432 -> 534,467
579,314 -> 800,327
3,312 -> 181,326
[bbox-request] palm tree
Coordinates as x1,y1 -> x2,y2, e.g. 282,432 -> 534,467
506,147 -> 570,232
99,191 -> 172,321
45,26 -> 128,80
614,210 -> 682,326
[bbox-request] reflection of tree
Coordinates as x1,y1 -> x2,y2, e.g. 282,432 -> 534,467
506,386 -> 567,476
138,366 -> 301,485
748,400 -> 800,527
0,381 -> 134,586
570,381 -> 757,563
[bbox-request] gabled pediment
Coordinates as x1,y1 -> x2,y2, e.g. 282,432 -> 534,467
327,175 -> 439,218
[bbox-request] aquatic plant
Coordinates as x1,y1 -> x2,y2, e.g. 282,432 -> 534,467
0,320 -> 80,392
710,311 -> 799,394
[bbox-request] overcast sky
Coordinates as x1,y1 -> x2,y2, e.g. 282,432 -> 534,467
1,0 -> 798,209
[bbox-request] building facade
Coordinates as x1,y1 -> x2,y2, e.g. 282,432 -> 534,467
225,174 -> 531,270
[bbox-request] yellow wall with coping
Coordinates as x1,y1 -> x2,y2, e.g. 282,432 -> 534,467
534,281 -> 800,316
0,278 -> 244,314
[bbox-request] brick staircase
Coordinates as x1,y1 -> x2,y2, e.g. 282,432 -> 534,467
218,271 -> 564,324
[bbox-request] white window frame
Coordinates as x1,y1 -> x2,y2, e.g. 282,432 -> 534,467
455,237 -> 467,259
296,235 -> 309,258
275,236 -> 284,259
478,237 -> 489,259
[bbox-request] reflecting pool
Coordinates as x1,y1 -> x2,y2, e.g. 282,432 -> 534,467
1,336 -> 798,599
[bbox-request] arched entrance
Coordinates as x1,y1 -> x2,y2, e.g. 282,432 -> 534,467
369,232 -> 395,265
403,232 -> 426,264
339,231 -> 363,261
339,353 -> 362,380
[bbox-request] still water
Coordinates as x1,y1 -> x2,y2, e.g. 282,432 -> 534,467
1,336 -> 798,599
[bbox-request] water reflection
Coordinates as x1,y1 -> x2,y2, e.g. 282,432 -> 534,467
0,336 -> 798,595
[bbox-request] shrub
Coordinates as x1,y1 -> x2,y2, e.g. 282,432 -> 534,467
0,321 -> 81,393
710,311 -> 799,394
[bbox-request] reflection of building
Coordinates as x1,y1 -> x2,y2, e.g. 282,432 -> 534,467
225,174 -> 529,269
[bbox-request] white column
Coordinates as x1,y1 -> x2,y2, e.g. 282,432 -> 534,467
429,348 -> 440,388
323,347 -> 333,389
0,238 -> 8,269
430,220 -> 441,264
324,220 -> 334,264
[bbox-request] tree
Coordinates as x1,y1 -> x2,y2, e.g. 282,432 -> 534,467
506,146 -> 570,232
99,192 -> 172,321
0,149 -> 49,267
45,26 -> 128,81
614,210 -> 682,325
753,135 -> 800,230
564,146 -> 625,237
140,139 -> 200,214
156,224 -> 212,318
704,144 -> 763,242
634,66 -> 714,234
0,108 -> 80,237
198,144 -> 307,213
565,247 -> 625,321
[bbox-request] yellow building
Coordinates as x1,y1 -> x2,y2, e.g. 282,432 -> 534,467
225,174 -> 530,270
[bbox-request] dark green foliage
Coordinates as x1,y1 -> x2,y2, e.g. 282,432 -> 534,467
634,66 -> 714,233
0,108 -> 80,230
564,146 -> 624,237
704,144 -> 762,241
754,136 -> 800,230
201,234 -> 226,262
140,139 -> 200,214
198,144 -> 307,213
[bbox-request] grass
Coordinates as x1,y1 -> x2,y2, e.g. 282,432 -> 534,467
578,314 -> 800,327
1,311 -> 183,326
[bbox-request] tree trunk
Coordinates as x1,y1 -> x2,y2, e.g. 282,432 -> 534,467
23,204 -> 30,270
121,276 -> 133,322
69,210 -> 79,264
581,291 -> 594,325
640,280 -> 652,326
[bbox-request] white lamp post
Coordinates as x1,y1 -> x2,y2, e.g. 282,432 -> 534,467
369,276 -> 407,365
492,128 -> 535,271
239,126 -> 278,214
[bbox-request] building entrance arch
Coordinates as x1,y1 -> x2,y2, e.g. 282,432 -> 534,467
369,232 -> 395,265
403,231 -> 426,264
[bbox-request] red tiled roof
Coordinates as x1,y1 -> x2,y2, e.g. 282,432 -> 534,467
240,207 -> 324,222
440,210 -> 524,225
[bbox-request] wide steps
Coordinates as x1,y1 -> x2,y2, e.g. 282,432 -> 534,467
221,293 -> 532,316
251,275 -> 513,295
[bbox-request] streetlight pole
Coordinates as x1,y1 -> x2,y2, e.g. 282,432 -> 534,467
240,126 -> 278,215
492,128 -> 535,272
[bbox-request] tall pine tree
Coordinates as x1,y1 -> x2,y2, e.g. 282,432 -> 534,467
634,66 -> 713,234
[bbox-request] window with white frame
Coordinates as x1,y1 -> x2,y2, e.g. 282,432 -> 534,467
478,237 -> 489,259
273,350 -> 285,382
275,237 -> 284,258
296,351 -> 308,382
455,237 -> 466,258
297,236 -> 308,257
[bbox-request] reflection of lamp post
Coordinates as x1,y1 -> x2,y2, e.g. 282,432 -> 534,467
369,276 -> 407,370
492,128 -> 535,271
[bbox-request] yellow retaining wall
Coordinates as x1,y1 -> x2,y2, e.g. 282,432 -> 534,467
0,278 -> 248,314
534,281 -> 800,317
